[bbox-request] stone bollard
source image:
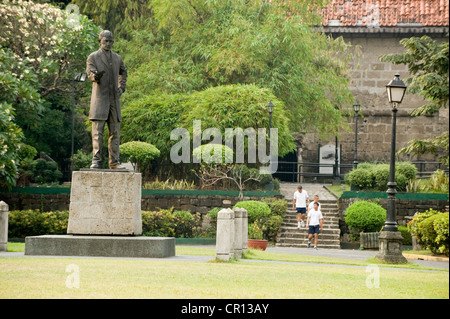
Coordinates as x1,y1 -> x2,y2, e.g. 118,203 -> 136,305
241,208 -> 248,254
216,208 -> 235,261
233,208 -> 243,259
0,201 -> 9,252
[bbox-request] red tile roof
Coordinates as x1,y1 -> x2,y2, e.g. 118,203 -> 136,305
321,0 -> 449,27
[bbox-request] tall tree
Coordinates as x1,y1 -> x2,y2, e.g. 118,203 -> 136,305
117,0 -> 354,139
0,0 -> 101,175
380,35 -> 449,164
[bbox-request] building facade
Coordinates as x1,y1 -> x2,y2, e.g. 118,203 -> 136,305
283,0 -> 449,182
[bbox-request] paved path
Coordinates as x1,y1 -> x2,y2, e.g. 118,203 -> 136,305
279,182 -> 336,201
2,246 -> 447,270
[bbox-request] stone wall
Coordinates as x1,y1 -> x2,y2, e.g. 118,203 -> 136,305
0,191 -> 281,215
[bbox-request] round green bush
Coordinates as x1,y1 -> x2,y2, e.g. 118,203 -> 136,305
345,168 -> 373,190
120,141 -> 160,171
344,201 -> 386,238
233,200 -> 271,224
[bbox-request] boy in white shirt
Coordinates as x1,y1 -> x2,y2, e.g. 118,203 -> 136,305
292,185 -> 309,228
306,202 -> 323,250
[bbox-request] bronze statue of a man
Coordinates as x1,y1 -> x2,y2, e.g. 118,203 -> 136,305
86,30 -> 127,169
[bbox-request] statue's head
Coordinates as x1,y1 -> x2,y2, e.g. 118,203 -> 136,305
98,30 -> 114,51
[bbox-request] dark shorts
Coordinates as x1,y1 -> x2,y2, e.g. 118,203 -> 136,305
308,225 -> 320,234
296,207 -> 307,214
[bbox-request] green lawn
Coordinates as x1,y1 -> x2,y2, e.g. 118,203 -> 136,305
1,243 -> 448,298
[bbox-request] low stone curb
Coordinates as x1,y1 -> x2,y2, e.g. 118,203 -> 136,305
403,253 -> 449,262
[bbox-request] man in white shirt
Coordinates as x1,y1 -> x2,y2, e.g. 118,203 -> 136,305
308,195 -> 320,211
306,202 -> 324,250
292,185 -> 309,228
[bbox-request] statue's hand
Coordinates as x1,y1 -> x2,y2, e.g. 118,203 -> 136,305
93,70 -> 105,82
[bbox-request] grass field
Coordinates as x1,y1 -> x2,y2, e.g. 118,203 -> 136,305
1,244 -> 448,299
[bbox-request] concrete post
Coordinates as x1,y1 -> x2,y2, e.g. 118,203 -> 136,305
233,208 -> 243,259
216,208 -> 235,261
0,201 -> 9,252
241,208 -> 248,254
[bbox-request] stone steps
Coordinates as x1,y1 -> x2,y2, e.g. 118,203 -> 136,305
276,196 -> 341,249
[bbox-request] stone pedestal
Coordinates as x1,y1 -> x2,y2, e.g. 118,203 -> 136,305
216,208 -> 235,261
0,201 -> 8,252
67,170 -> 142,235
25,235 -> 175,258
376,231 -> 407,264
233,208 -> 243,259
215,207 -> 248,261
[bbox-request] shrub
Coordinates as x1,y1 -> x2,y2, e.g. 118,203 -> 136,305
408,210 -> 448,255
395,173 -> 408,192
344,201 -> 386,241
120,141 -> 160,172
233,200 -> 271,224
261,197 -> 287,217
8,210 -> 68,238
141,209 -> 175,237
345,161 -> 418,192
141,208 -> 201,238
396,162 -> 417,180
345,168 -> 373,190
407,209 -> 439,237
32,159 -> 63,184
262,215 -> 283,242
398,225 -> 412,246
434,213 -> 449,255
371,164 -> 390,191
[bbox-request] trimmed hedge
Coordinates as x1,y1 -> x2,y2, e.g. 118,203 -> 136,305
8,210 -> 69,238
8,208 -> 205,239
345,162 -> 417,192
233,200 -> 271,224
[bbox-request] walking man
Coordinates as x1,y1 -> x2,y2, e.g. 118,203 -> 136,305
86,30 -> 127,169
306,202 -> 323,250
293,185 -> 309,228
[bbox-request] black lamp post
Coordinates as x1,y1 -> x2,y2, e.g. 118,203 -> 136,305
266,101 -> 274,191
353,101 -> 360,169
333,105 -> 341,184
71,72 -> 86,177
376,73 -> 407,264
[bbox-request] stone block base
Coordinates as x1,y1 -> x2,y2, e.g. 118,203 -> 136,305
67,170 -> 142,235
375,231 -> 407,264
25,235 -> 175,258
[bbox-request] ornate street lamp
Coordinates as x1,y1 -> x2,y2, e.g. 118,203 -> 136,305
333,105 -> 341,184
265,101 -> 274,191
353,101 -> 360,169
376,74 -> 407,264
71,72 -> 86,177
